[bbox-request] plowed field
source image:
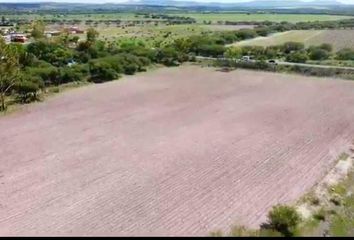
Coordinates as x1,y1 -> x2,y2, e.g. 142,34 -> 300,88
1,66 -> 354,236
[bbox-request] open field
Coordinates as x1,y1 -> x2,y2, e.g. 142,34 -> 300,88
1,66 -> 354,236
4,12 -> 353,23
3,12 -> 141,21
230,30 -> 354,51
47,23 -> 254,46
170,13 -> 353,23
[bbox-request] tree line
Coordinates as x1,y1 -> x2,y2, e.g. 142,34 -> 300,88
2,18 -> 354,111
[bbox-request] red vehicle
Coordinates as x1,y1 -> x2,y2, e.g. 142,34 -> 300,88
11,34 -> 27,43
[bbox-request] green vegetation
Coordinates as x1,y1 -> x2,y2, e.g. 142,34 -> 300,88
0,26 -> 190,111
2,10 -> 354,112
210,204 -> 300,237
225,42 -> 337,63
328,169 -> 354,236
4,12 -> 351,24
266,205 -> 301,237
0,39 -> 21,111
170,13 -> 352,24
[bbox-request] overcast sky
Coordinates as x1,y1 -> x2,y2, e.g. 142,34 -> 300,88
1,0 -> 354,4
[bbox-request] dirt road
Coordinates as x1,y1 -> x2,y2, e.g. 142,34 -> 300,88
1,66 -> 354,236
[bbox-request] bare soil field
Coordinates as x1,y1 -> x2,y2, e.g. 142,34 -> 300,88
1,66 -> 354,236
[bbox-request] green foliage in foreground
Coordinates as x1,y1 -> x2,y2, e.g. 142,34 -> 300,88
210,204 -> 301,237
267,205 -> 301,237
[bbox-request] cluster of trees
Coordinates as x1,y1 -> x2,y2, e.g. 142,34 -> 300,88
4,13 -> 197,27
225,42 -> 354,63
140,13 -> 196,24
167,28 -> 270,58
219,18 -> 354,31
0,26 -> 194,111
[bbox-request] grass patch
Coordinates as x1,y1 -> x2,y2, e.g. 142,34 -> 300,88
339,152 -> 350,161
331,184 -> 347,196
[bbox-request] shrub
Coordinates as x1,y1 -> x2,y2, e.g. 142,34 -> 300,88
336,48 -> 354,61
319,43 -> 333,52
308,47 -> 330,61
267,204 -> 301,237
89,61 -> 119,83
282,42 -> 305,54
286,51 -> 309,63
313,208 -> 326,221
25,65 -> 59,86
60,66 -> 86,83
14,81 -> 41,103
124,64 -> 138,75
330,195 -> 342,206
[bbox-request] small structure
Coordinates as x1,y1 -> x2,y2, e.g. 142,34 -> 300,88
66,27 -> 84,34
45,30 -> 62,38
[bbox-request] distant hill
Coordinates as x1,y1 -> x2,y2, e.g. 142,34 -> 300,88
127,0 -> 344,8
0,0 -> 351,12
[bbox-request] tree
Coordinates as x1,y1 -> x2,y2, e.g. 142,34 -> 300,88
70,36 -> 80,46
0,39 -> 21,111
282,42 -> 305,54
319,43 -> 333,52
267,205 -> 301,237
31,20 -> 45,40
286,51 -> 309,63
308,47 -> 330,61
336,48 -> 354,60
88,61 -> 118,83
86,27 -> 99,43
15,80 -> 41,103
224,47 -> 242,59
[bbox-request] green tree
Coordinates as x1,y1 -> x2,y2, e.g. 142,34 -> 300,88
267,204 -> 301,237
286,51 -> 309,63
224,47 -> 242,59
15,80 -> 41,103
336,48 -> 354,60
0,39 -> 21,111
319,43 -> 333,52
308,47 -> 330,61
282,42 -> 305,54
86,27 -> 99,43
31,20 -> 45,40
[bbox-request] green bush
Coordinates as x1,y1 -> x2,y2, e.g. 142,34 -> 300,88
25,65 -> 59,86
282,42 -> 305,54
89,61 -> 119,83
336,48 -> 354,61
308,47 -> 330,61
60,66 -> 86,83
14,81 -> 41,103
286,51 -> 309,63
267,204 -> 301,237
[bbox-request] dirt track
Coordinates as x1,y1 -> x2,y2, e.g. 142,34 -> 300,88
1,66 -> 354,236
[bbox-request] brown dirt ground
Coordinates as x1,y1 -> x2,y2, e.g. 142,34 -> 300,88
1,66 -> 354,236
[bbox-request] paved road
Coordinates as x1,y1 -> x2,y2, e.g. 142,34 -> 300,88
277,61 -> 354,71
